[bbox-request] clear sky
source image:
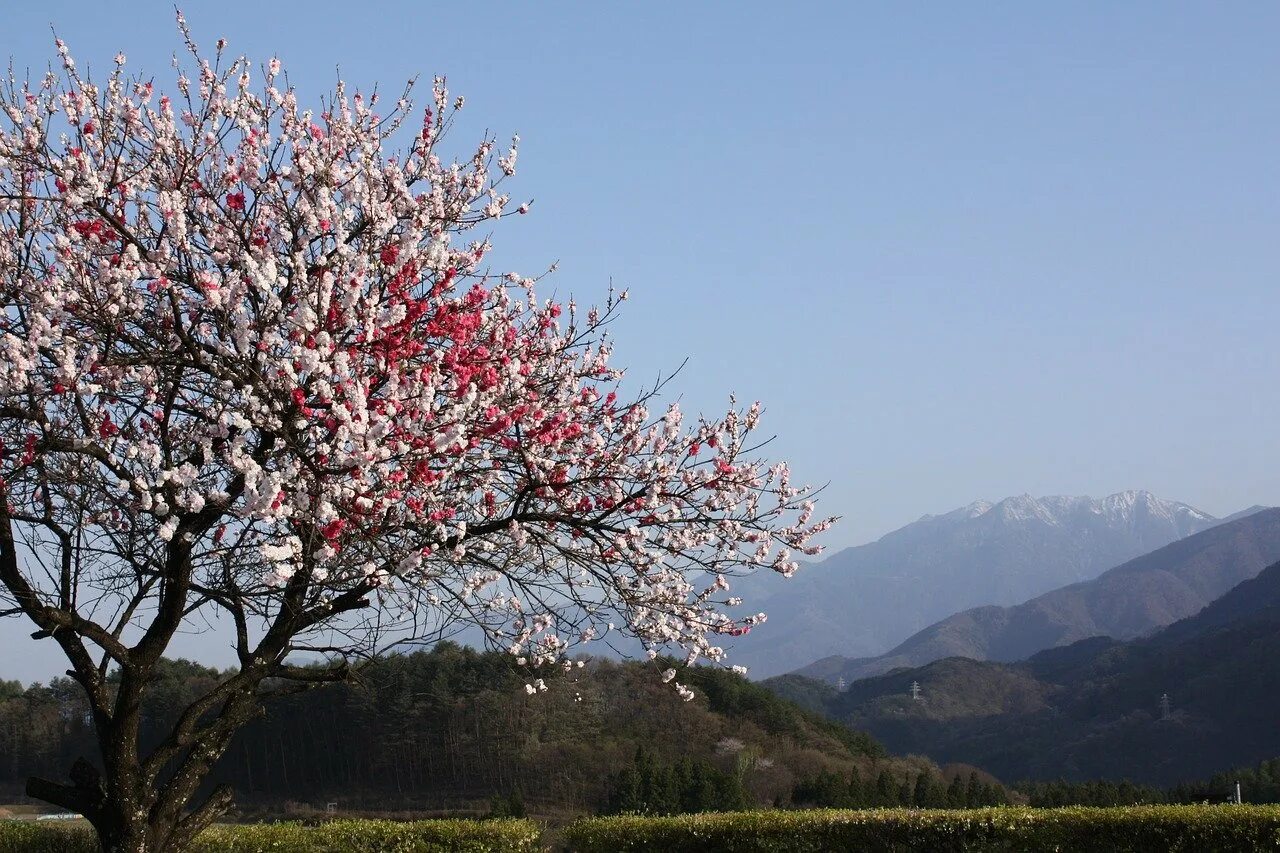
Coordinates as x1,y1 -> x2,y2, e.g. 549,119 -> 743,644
1,2 -> 1278,681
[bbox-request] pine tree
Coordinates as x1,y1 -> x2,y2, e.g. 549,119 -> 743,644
673,759 -> 697,813
913,770 -> 935,808
966,772 -> 982,808
875,771 -> 897,807
847,767 -> 865,807
606,766 -> 642,814
946,776 -> 966,809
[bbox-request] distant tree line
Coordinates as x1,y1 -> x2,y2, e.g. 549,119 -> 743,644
1019,758 -> 1280,806
602,748 -> 749,815
0,677 -> 95,796
792,768 -> 1008,810
1017,779 -> 1166,807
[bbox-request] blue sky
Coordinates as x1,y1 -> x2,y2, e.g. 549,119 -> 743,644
0,4 -> 1277,677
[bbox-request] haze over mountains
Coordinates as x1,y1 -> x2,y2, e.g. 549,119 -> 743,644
732,491 -> 1222,678
796,507 -> 1280,684
768,556 -> 1280,786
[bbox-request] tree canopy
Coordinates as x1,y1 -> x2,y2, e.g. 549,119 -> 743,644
0,18 -> 830,852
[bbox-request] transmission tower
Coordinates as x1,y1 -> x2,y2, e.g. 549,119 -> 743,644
1160,693 -> 1172,720
910,680 -> 922,701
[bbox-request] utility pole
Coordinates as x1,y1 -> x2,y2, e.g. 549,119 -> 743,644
1236,781 -> 1243,805
910,681 -> 922,702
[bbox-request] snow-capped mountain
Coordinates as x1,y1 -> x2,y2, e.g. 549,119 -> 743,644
910,490 -> 1212,541
728,491 -> 1222,678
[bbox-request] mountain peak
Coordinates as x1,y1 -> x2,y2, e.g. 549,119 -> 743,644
991,493 -> 1057,523
965,499 -> 994,516
936,491 -> 1212,530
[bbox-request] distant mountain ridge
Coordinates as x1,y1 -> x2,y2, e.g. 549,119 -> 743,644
767,555 -> 1280,785
792,506 -> 1280,684
731,490 -> 1221,678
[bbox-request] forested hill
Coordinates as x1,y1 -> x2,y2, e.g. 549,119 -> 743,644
0,645 -> 950,818
768,559 -> 1280,786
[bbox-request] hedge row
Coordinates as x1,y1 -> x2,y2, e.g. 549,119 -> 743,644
0,818 -> 542,853
9,807 -> 1280,852
562,805 -> 1280,852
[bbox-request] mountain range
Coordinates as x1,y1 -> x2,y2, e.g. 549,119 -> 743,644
732,491 -> 1222,678
793,506 -> 1280,684
767,553 -> 1280,786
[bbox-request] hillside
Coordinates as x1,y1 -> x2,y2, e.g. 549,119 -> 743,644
793,506 -> 1280,684
729,491 -> 1219,678
0,646 -> 941,818
770,559 -> 1280,786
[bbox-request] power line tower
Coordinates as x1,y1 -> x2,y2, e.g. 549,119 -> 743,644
1160,693 -> 1172,720
835,676 -> 847,692
910,681 -> 922,702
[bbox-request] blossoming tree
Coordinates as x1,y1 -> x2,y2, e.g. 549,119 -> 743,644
0,21 -> 833,853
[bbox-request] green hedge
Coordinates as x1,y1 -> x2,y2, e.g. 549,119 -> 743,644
563,806 -> 1280,852
0,818 -> 542,852
12,807 -> 1280,852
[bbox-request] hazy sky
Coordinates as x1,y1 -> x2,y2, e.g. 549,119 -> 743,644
1,2 -> 1279,680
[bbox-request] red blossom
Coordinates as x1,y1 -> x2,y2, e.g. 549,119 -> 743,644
320,519 -> 347,541
19,435 -> 37,466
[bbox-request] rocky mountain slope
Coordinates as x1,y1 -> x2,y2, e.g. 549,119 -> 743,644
731,491 -> 1220,677
792,507 -> 1280,684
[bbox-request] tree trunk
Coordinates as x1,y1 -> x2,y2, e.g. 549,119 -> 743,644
95,804 -> 163,853
28,729 -> 236,853
69,778 -> 232,853
27,770 -> 164,853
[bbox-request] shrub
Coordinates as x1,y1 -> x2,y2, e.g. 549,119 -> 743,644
0,822 -> 97,853
563,805 -> 1280,852
0,818 -> 542,853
